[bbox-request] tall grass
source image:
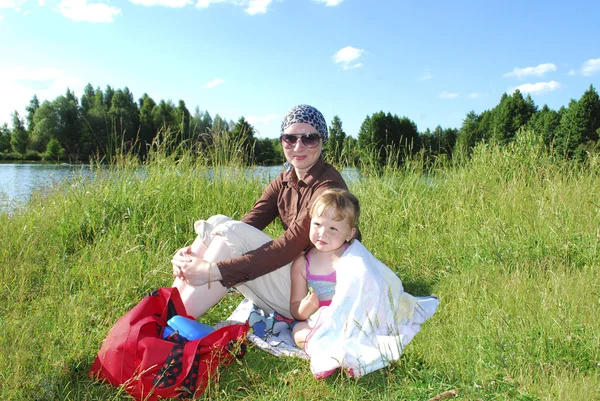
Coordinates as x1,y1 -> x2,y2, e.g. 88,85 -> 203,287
1,130 -> 598,400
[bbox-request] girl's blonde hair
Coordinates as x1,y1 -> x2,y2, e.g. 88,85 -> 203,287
310,188 -> 360,235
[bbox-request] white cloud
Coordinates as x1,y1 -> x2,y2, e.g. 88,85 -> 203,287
130,0 -> 191,7
439,91 -> 459,99
22,8 -> 29,14
344,62 -> 362,70
313,0 -> 343,5
512,80 -> 562,95
195,0 -> 232,7
504,63 -> 557,79
567,58 -> 600,76
0,66 -> 87,127
201,78 -> 225,88
333,46 -> 364,70
0,0 -> 27,8
581,58 -> 600,77
193,0 -> 343,11
468,93 -> 481,98
420,70 -> 433,81
245,0 -> 271,14
57,0 -> 121,22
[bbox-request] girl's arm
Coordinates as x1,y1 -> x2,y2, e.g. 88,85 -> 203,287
289,254 -> 319,320
289,255 -> 307,320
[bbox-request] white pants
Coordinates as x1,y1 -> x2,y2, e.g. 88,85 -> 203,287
195,215 -> 293,318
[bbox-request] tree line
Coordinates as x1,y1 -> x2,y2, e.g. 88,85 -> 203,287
1,83 -> 599,166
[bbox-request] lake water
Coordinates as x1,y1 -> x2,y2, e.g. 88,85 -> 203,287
0,163 -> 101,211
0,163 -> 360,212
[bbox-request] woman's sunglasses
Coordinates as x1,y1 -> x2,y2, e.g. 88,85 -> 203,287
280,133 -> 322,149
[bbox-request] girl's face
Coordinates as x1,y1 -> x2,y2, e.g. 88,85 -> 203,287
309,207 -> 356,254
281,122 -> 322,179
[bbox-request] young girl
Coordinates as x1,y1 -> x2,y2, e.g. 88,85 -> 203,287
289,188 -> 360,348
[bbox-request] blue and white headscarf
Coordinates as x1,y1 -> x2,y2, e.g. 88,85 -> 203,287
280,104 -> 329,145
281,104 -> 329,172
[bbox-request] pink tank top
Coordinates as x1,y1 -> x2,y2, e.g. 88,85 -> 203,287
305,245 -> 348,307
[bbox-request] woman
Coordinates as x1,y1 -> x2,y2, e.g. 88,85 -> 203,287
171,104 -> 351,319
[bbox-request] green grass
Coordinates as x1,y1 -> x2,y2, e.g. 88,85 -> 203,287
1,135 -> 599,400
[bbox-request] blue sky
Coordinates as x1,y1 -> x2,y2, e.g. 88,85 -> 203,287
1,0 -> 599,139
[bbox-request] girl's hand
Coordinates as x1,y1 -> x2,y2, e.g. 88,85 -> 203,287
298,290 -> 320,318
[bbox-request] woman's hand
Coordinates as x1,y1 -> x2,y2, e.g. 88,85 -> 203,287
171,246 -> 212,286
171,246 -> 191,280
297,290 -> 320,318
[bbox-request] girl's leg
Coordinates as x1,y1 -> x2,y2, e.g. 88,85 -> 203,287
172,235 -> 232,319
292,321 -> 312,348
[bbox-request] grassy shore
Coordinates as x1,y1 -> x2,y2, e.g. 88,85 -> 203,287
1,136 -> 599,400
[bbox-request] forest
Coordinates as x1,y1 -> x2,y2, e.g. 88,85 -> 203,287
1,83 -> 599,165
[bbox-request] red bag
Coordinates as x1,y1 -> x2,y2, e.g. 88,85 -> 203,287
90,287 -> 248,400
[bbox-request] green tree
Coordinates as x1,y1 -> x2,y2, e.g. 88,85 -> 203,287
455,111 -> 481,158
152,100 -> 176,132
420,125 -> 458,160
192,110 -> 214,147
397,116 -> 420,151
85,87 -> 110,158
491,90 -> 536,143
138,93 -> 157,151
54,89 -> 82,160
479,110 -> 493,141
212,114 -> 228,133
109,87 -> 139,144
0,123 -> 11,153
342,135 -> 359,166
79,85 -> 108,158
176,100 -> 191,142
440,127 -> 458,157
25,95 -> 40,136
578,84 -> 600,143
230,117 -> 255,147
556,85 -> 600,159
10,111 -> 28,154
254,137 -> 281,165
189,107 -> 202,142
325,115 -> 346,165
201,111 -> 213,133
30,101 -> 59,152
104,85 -> 115,111
526,104 -> 560,147
230,116 -> 256,163
357,111 -> 419,166
80,84 -> 96,114
44,138 -> 64,161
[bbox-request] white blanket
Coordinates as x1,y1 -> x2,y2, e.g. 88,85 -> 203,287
304,240 -> 438,378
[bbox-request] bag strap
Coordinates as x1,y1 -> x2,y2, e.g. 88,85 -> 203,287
123,315 -> 162,376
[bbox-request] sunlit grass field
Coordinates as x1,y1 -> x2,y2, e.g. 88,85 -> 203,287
1,133 -> 599,400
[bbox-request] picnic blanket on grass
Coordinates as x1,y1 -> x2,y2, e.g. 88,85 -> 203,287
224,240 -> 438,378
224,298 -> 308,359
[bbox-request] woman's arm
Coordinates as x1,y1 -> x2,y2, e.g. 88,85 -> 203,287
240,175 -> 281,230
218,207 -> 312,287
